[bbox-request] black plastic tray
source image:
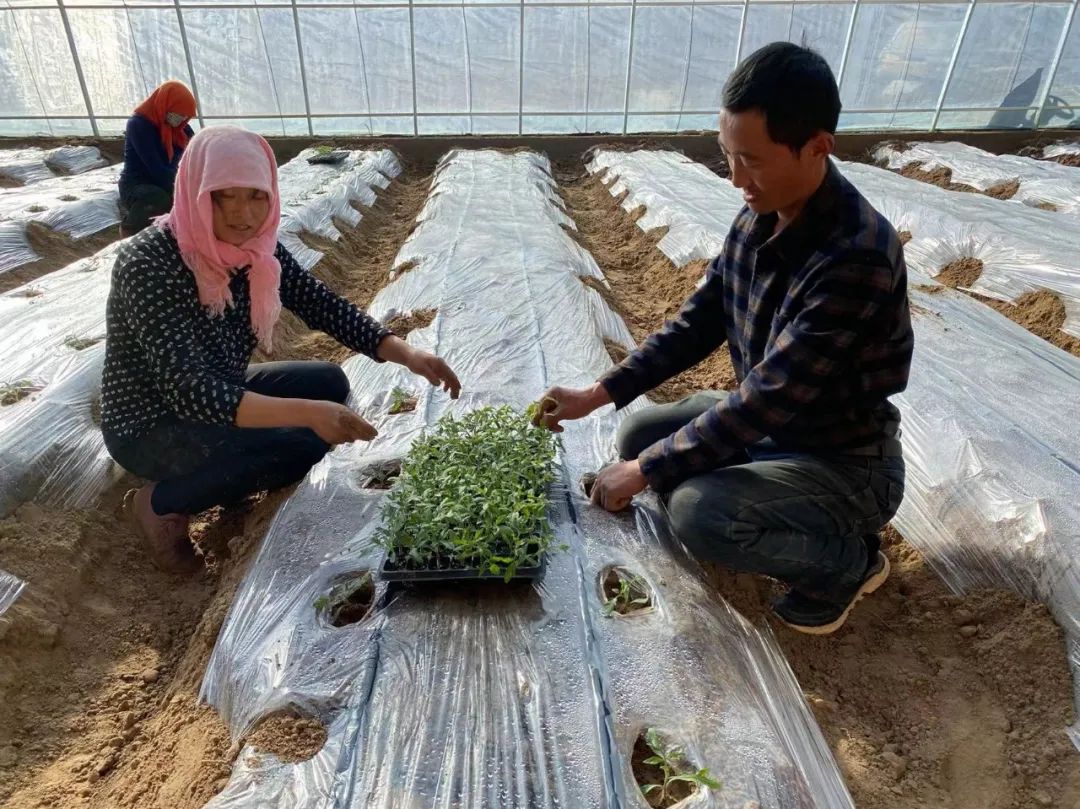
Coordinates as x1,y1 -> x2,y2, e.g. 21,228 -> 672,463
307,150 -> 348,165
380,549 -> 546,584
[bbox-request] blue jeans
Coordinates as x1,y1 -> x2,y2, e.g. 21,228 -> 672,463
105,362 -> 348,516
616,392 -> 905,598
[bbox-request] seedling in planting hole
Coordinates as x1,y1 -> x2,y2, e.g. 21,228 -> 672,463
313,145 -> 335,156
313,572 -> 375,626
64,335 -> 100,351
602,569 -> 651,616
0,379 -> 39,407
388,386 -> 417,415
639,729 -> 721,807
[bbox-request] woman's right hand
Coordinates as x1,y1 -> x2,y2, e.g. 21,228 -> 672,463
305,400 -> 378,445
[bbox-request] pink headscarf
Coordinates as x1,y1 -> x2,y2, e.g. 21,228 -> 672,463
158,125 -> 282,350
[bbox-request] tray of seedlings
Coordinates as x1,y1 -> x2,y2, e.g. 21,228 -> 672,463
306,145 -> 349,165
376,404 -> 559,584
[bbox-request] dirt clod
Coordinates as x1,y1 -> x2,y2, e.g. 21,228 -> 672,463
937,257 -> 984,289
244,713 -> 327,764
385,307 -> 436,338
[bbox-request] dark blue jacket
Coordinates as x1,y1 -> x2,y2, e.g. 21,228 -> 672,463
118,115 -> 193,198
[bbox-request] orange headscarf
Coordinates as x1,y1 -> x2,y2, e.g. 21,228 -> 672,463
133,81 -> 197,162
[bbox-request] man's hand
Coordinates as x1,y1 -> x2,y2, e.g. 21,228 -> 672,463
590,460 -> 647,512
532,383 -> 612,432
405,349 -> 462,399
306,400 -> 378,445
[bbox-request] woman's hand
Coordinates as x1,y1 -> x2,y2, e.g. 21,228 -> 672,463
405,349 -> 461,399
304,400 -> 378,445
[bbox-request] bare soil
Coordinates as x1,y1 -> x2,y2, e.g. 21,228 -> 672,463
0,222 -> 120,295
935,259 -> 1080,358
244,713 -> 327,763
0,157 -> 427,809
555,158 -> 1078,809
386,307 -> 436,338
895,163 -> 1020,200
555,162 -> 737,402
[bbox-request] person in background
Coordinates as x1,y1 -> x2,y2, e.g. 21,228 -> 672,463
118,80 -> 197,236
102,125 -> 462,572
534,43 -> 912,635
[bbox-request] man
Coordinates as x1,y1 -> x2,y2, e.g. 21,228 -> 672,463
536,42 -> 913,635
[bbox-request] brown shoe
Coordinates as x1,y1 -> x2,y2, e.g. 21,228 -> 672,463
124,484 -> 199,573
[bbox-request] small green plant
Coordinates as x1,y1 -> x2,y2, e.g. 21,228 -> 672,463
314,572 -> 375,627
388,386 -> 417,415
63,335 -> 100,351
638,729 -> 721,807
602,569 -> 651,617
0,379 -> 38,407
375,405 -> 559,580
313,145 -> 335,156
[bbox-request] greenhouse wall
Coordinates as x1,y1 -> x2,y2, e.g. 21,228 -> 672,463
0,0 -> 1078,137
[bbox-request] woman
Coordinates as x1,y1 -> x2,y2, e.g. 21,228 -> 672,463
102,125 -> 461,572
118,80 -> 197,236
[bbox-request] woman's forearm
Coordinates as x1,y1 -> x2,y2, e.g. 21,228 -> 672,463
375,334 -> 415,365
234,390 -> 315,429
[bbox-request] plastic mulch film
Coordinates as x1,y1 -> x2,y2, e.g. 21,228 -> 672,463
0,343 -> 119,518
586,149 -> 741,267
0,146 -> 107,185
277,149 -> 402,271
1043,142 -> 1080,161
874,140 -> 1080,216
201,149 -> 854,809
588,149 -> 1080,740
838,159 -> 1080,339
0,569 -> 26,620
0,164 -> 122,275
0,241 -> 119,390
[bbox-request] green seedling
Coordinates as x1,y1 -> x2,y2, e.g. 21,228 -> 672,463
64,335 -> 100,351
314,572 -> 374,626
388,386 -> 417,415
313,145 -> 335,156
602,570 -> 651,616
0,379 -> 39,407
639,728 -> 721,807
375,405 -> 559,581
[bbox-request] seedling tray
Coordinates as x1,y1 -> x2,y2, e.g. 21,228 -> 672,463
307,150 -> 348,165
380,548 -> 546,584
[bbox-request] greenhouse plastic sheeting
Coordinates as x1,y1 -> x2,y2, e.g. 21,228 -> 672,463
0,146 -> 108,185
201,149 -> 853,809
839,159 -> 1080,339
586,149 -> 740,267
588,149 -> 1080,734
0,343 -> 118,518
278,148 -> 401,271
0,570 -> 25,620
875,140 -> 1080,217
0,165 -> 121,275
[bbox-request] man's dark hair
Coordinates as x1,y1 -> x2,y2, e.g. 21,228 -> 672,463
722,42 -> 842,151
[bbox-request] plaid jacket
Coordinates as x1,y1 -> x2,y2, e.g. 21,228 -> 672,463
601,161 -> 914,492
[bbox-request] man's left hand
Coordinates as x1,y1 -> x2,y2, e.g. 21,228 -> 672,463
406,349 -> 462,399
591,460 -> 647,512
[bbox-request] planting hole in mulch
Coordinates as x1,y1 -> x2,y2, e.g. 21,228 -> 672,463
984,179 -> 1020,200
604,338 -> 630,365
898,230 -> 912,246
387,386 -> 417,414
632,728 -> 720,808
600,566 -> 653,617
244,710 -> 328,763
63,335 -> 102,351
315,571 -> 376,627
0,379 -> 40,407
936,257 -> 983,289
1033,200 -> 1059,212
358,459 -> 401,490
25,204 -> 46,213
58,194 -> 78,202
385,307 -> 436,338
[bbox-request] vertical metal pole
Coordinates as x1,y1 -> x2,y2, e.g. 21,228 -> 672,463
835,0 -> 861,89
56,0 -> 99,136
518,0 -> 525,134
732,0 -> 751,68
930,0 -> 977,132
1034,0 -> 1078,129
291,0 -> 314,136
620,0 -> 638,134
173,0 -> 205,127
409,0 -> 419,135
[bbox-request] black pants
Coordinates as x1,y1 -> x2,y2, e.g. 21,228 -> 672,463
107,362 -> 349,516
119,183 -> 173,235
